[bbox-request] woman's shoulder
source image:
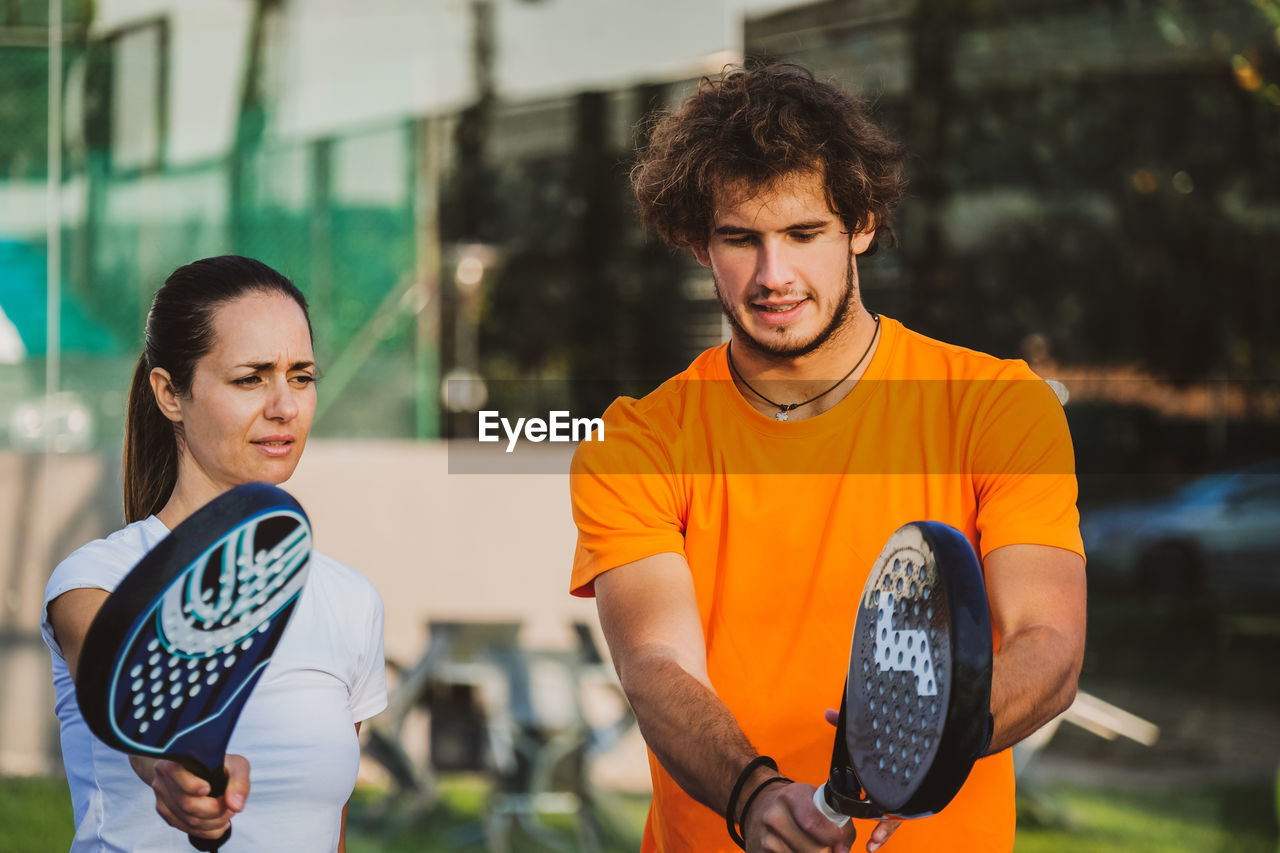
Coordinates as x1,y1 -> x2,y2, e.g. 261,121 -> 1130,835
307,551 -> 383,607
46,517 -> 168,601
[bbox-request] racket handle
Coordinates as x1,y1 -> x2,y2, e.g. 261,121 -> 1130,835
188,827 -> 231,852
814,784 -> 850,827
187,763 -> 232,851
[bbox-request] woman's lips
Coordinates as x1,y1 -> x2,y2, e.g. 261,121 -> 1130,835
251,437 -> 294,457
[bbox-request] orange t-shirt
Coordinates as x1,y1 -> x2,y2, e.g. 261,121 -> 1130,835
570,316 -> 1083,852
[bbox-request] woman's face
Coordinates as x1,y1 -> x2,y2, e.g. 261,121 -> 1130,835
171,291 -> 317,493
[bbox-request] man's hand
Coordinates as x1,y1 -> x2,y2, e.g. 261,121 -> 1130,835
133,753 -> 251,840
742,780 -> 853,853
742,779 -> 901,853
813,708 -> 903,853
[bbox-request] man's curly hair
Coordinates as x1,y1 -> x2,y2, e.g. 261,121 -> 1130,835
631,63 -> 905,253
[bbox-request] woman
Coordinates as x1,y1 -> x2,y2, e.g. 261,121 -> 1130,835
41,256 -> 386,851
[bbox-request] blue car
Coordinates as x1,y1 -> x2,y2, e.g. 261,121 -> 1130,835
1079,461 -> 1280,600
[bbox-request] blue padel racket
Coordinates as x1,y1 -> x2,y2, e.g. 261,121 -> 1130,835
814,521 -> 993,823
75,483 -> 312,851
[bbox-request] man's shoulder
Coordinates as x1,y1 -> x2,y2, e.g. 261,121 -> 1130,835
573,346 -> 726,474
886,318 -> 1039,382
594,345 -> 726,433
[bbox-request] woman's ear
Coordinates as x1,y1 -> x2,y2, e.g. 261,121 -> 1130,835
149,368 -> 183,424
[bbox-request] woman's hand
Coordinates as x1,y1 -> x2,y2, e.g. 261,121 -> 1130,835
131,754 -> 251,840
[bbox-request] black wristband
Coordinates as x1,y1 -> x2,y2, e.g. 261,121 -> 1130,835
726,755 -> 778,850
738,775 -> 791,848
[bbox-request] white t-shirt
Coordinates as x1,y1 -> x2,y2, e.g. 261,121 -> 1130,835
41,516 -> 388,852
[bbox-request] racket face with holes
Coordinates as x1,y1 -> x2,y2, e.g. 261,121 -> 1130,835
76,483 -> 312,775
837,520 -> 991,817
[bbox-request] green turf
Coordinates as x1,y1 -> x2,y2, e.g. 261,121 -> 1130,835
0,775 -> 73,853
1014,779 -> 1278,853
4,773 -> 1275,852
345,776 -> 650,853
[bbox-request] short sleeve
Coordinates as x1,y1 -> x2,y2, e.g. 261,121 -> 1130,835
348,583 -> 388,723
40,525 -> 157,659
971,371 -> 1084,560
569,397 -> 687,597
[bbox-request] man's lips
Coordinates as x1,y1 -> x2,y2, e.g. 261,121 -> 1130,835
751,297 -> 809,323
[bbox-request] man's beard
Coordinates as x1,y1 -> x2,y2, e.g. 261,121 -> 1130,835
715,251 -> 857,361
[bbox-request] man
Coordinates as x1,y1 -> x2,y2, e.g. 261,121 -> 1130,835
569,64 -> 1086,853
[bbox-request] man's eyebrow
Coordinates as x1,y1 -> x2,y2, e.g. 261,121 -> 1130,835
712,219 -> 832,235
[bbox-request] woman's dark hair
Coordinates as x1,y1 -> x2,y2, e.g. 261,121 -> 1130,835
123,255 -> 311,522
631,63 -> 906,253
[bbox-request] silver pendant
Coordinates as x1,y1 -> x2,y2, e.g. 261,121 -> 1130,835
776,410 -> 789,421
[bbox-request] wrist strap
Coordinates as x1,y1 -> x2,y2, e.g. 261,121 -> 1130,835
726,755 -> 777,849
980,712 -> 995,756
738,776 -> 791,848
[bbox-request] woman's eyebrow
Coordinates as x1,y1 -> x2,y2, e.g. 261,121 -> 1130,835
234,360 -> 316,371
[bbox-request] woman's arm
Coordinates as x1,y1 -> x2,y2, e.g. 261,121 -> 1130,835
46,588 -> 109,681
47,587 -> 251,841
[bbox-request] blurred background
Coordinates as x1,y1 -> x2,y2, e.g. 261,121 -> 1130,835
2,0 -> 1278,850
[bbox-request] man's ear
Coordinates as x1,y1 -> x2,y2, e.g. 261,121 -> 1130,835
691,242 -> 712,268
149,368 -> 183,424
848,217 -> 878,255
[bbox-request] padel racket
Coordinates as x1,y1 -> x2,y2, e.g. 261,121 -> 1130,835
814,520 -> 992,822
76,483 -> 312,851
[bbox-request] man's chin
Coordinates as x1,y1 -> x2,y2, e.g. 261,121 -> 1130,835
736,325 -> 822,360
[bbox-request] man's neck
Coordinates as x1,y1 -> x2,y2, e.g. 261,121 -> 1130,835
727,309 -> 880,420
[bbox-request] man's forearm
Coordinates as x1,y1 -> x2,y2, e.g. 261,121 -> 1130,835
987,623 -> 1081,754
617,648 -> 766,818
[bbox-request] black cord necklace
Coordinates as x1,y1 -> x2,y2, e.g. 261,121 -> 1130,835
726,313 -> 880,421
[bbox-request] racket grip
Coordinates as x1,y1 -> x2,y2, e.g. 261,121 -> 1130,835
814,784 -> 850,827
187,763 -> 232,851
188,827 -> 231,852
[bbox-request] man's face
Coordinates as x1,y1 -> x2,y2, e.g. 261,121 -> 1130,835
693,170 -> 876,360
